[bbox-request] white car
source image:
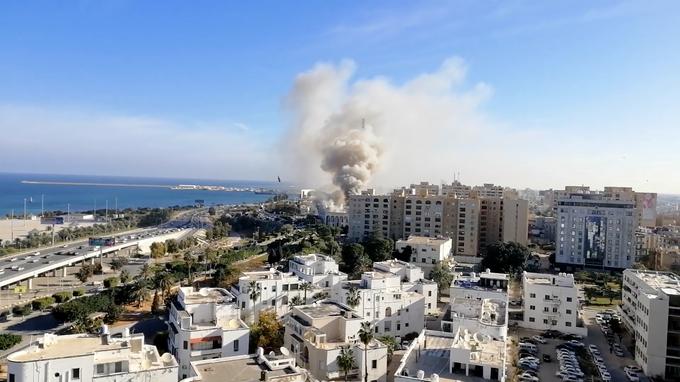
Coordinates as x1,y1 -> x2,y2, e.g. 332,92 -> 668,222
531,335 -> 547,344
518,373 -> 539,382
624,366 -> 642,374
61,244 -> 68,248
625,370 -> 640,382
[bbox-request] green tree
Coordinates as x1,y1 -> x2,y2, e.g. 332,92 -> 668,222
378,336 -> 397,362
104,277 -> 119,289
165,239 -> 179,254
208,207 -> 216,216
150,242 -> 167,259
300,282 -> 312,302
429,264 -> 453,299
250,310 -> 283,350
394,245 -> 413,262
345,286 -> 361,309
76,263 -> 94,283
110,256 -> 127,271
336,346 -> 356,382
248,281 -> 262,319
289,295 -> 304,307
358,322 -> 373,382
584,286 -> 596,303
119,269 -> 131,284
0,334 -> 21,351
341,243 -> 370,277
132,278 -> 150,307
480,242 -> 530,275
363,235 -> 394,262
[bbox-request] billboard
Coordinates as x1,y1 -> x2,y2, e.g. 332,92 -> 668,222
41,216 -> 64,225
584,216 -> 607,267
89,237 -> 116,247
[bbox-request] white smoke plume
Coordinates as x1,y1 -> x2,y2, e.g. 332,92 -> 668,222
282,57 -> 495,203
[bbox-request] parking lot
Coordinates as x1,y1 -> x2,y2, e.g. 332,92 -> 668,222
511,315 -> 640,382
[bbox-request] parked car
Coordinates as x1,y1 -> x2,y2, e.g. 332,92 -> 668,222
542,354 -> 552,362
625,370 -> 640,382
518,373 -> 540,382
624,366 -> 642,374
532,335 -> 547,344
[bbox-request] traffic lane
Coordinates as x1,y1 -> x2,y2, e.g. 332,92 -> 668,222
582,307 -> 634,382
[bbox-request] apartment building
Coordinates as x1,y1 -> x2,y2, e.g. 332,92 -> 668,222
167,287 -> 249,378
348,182 -> 528,258
180,349 -> 307,382
372,259 -> 438,315
521,272 -> 586,336
449,269 -> 509,301
620,269 -> 680,380
395,235 -> 453,274
232,269 -> 305,319
556,192 -> 636,270
8,330 -> 178,382
288,253 -> 348,289
283,302 -> 388,382
330,266 -> 430,337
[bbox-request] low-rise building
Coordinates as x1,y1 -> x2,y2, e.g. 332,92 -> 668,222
395,236 -> 452,275
288,253 -> 347,290
8,330 -> 178,382
449,269 -> 509,301
283,301 -> 388,382
520,272 -> 586,336
329,259 -> 437,337
168,287 -> 249,379
394,329 -> 506,382
620,269 -> 680,379
180,348 -> 307,382
232,269 -> 305,319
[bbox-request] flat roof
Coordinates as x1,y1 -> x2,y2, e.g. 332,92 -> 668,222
191,356 -> 302,382
398,236 -> 451,245
181,288 -> 236,305
626,269 -> 680,295
297,301 -> 358,319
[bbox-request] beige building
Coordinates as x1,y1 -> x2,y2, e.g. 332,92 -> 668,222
283,302 -> 388,382
348,182 -> 528,257
180,350 -> 308,382
395,235 -> 453,274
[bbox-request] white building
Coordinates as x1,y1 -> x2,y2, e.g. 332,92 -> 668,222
7,330 -> 178,382
288,253 -> 347,290
449,269 -> 509,301
283,301 -> 388,382
395,236 -> 453,275
520,272 -> 587,336
556,190 -> 638,270
168,287 -> 249,379
373,259 -> 438,316
395,329 -> 507,382
232,269 -> 305,319
180,348 -> 307,382
620,269 -> 680,379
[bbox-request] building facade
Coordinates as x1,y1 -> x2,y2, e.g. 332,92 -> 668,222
283,302 -> 388,382
232,269 -> 305,319
288,254 -> 348,290
167,287 -> 249,379
620,269 -> 680,380
8,331 -> 178,382
520,272 -> 586,336
395,235 -> 452,275
556,192 -> 636,270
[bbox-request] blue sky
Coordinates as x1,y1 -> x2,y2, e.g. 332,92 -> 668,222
1,1 -> 679,192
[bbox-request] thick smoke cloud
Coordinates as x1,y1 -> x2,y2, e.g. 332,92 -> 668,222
283,57 -> 494,202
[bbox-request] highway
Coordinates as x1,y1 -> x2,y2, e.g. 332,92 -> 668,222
0,228 -> 189,289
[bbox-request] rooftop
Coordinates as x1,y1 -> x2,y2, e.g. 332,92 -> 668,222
398,236 -> 451,246
625,269 -> 680,296
186,353 -> 304,382
296,301 -> 360,319
8,333 -> 176,372
180,287 -> 236,305
291,253 -> 334,265
446,298 -> 506,326
241,269 -> 297,281
522,272 -> 575,288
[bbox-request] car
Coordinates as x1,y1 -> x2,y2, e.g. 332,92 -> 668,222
543,329 -> 563,338
588,344 -> 599,352
33,251 -> 40,256
518,373 -> 540,382
542,354 -> 552,362
520,356 -> 540,364
624,370 -> 639,381
614,349 -> 625,357
624,366 -> 642,374
61,244 -> 68,248
567,340 -> 584,347
532,335 -> 547,344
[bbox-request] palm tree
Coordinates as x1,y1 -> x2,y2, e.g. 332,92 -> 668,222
157,272 -> 175,301
358,322 -> 373,382
132,278 -> 150,307
336,346 -> 356,382
139,263 -> 152,282
345,286 -> 361,309
300,282 -> 312,303
184,253 -> 195,285
289,295 -> 303,307
248,281 -> 262,319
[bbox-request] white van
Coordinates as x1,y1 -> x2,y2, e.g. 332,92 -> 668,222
519,343 -> 538,353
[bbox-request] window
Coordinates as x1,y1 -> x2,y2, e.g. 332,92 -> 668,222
96,364 -> 105,375
114,362 -> 123,373
72,368 -> 80,380
566,309 -> 572,314
529,317 -> 535,322
530,293 -> 536,298
421,259 -> 425,263
428,291 -> 432,297
8,374 -> 14,382
543,307 -> 549,312
566,322 -> 572,327
530,305 -> 535,310
234,339 -> 240,352
183,341 -> 188,350
566,297 -> 573,302
282,285 -> 289,291
543,319 -> 548,324
545,295 -> 550,300
372,360 -> 377,369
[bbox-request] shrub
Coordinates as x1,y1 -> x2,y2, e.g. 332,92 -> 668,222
53,294 -> 116,323
53,291 -> 73,303
0,333 -> 21,350
103,277 -> 119,289
12,304 -> 32,316
31,296 -> 56,311
72,289 -> 85,297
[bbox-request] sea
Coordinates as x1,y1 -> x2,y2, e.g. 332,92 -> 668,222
0,172 -> 284,217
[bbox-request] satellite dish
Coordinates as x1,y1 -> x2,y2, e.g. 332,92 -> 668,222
199,289 -> 209,297
280,347 -> 290,356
